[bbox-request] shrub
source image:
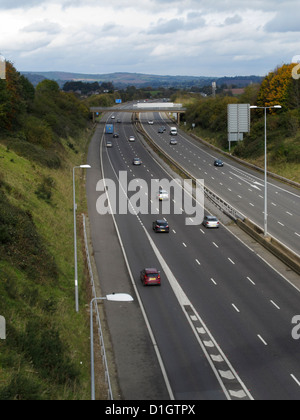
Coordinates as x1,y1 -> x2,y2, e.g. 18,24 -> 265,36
0,373 -> 44,400
0,191 -> 58,282
35,176 -> 56,203
24,116 -> 53,148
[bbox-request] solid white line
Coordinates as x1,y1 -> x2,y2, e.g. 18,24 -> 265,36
100,129 -> 175,401
228,258 -> 235,265
142,225 -> 252,400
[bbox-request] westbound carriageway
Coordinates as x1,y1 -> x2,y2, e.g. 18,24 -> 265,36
90,103 -> 187,123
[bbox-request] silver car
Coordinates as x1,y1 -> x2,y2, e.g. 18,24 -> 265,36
202,215 -> 220,228
133,158 -> 142,165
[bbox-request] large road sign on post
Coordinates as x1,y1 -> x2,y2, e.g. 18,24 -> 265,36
0,316 -> 6,339
228,104 -> 250,151
0,55 -> 6,79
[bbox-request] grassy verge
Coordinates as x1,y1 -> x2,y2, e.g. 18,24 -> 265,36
0,128 -> 94,400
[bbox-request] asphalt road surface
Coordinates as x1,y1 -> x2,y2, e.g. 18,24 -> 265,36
141,112 -> 300,256
86,111 -> 300,400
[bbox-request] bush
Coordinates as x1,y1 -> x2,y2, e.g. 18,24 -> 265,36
0,136 -> 61,169
0,191 -> 58,282
35,176 -> 56,203
24,116 -> 53,148
0,373 -> 44,400
21,318 -> 80,385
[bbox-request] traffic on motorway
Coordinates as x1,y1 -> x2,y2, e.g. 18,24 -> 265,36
87,106 -> 300,400
141,111 -> 300,256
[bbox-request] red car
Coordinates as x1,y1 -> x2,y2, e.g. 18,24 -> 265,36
140,268 -> 161,286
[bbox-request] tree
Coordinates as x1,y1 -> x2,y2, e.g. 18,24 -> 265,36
36,79 -> 60,94
0,61 -> 28,130
257,64 -> 300,111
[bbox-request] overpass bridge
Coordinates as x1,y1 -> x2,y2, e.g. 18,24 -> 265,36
90,104 -> 187,123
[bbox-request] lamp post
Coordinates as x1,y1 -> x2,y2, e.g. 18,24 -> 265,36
249,105 -> 282,237
73,164 -> 91,312
90,294 -> 134,400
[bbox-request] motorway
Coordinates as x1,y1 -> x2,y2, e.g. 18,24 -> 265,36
86,109 -> 300,400
140,112 -> 300,256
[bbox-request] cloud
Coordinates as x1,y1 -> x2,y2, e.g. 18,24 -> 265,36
0,0 -> 47,9
264,10 -> 300,32
224,15 -> 243,26
0,1 -> 299,77
21,19 -> 61,35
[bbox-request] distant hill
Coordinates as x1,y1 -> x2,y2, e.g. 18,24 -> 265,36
21,71 -> 263,89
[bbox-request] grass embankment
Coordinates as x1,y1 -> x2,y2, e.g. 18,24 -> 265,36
0,131 -> 93,400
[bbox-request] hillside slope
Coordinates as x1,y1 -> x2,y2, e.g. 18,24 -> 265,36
0,63 -> 95,399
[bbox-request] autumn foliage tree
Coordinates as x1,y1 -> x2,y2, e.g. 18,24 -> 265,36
257,63 -> 300,111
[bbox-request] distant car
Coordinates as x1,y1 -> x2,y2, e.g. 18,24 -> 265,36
140,268 -> 161,286
133,157 -> 142,165
170,138 -> 177,145
113,133 -> 119,138
148,120 -> 154,125
106,140 -> 113,148
117,119 -> 121,123
214,159 -> 224,167
111,115 -> 115,119
158,127 -> 164,133
153,219 -> 169,233
158,187 -> 169,201
202,215 -> 220,228
129,136 -> 135,142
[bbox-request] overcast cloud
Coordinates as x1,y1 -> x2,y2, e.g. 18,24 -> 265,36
0,0 -> 299,77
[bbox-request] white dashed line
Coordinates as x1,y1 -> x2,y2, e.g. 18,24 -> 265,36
291,374 -> 300,387
232,304 -> 240,313
247,276 -> 256,285
270,300 -> 280,310
257,335 -> 268,346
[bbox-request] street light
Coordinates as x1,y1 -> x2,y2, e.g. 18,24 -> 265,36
249,105 -> 282,236
90,294 -> 134,400
73,164 -> 91,312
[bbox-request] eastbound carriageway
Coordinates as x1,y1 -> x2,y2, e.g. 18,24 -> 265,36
90,104 -> 187,124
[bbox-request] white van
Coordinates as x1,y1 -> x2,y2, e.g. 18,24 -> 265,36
170,127 -> 177,136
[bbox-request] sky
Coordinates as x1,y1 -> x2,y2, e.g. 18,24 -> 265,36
0,0 -> 300,77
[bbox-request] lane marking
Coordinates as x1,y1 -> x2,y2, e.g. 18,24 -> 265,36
142,226 -> 253,400
232,304 -> 240,313
270,300 -> 280,310
257,335 -> 268,346
291,374 -> 300,387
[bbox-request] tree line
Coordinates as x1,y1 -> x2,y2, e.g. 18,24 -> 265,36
179,63 -> 300,167
0,62 -> 90,168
